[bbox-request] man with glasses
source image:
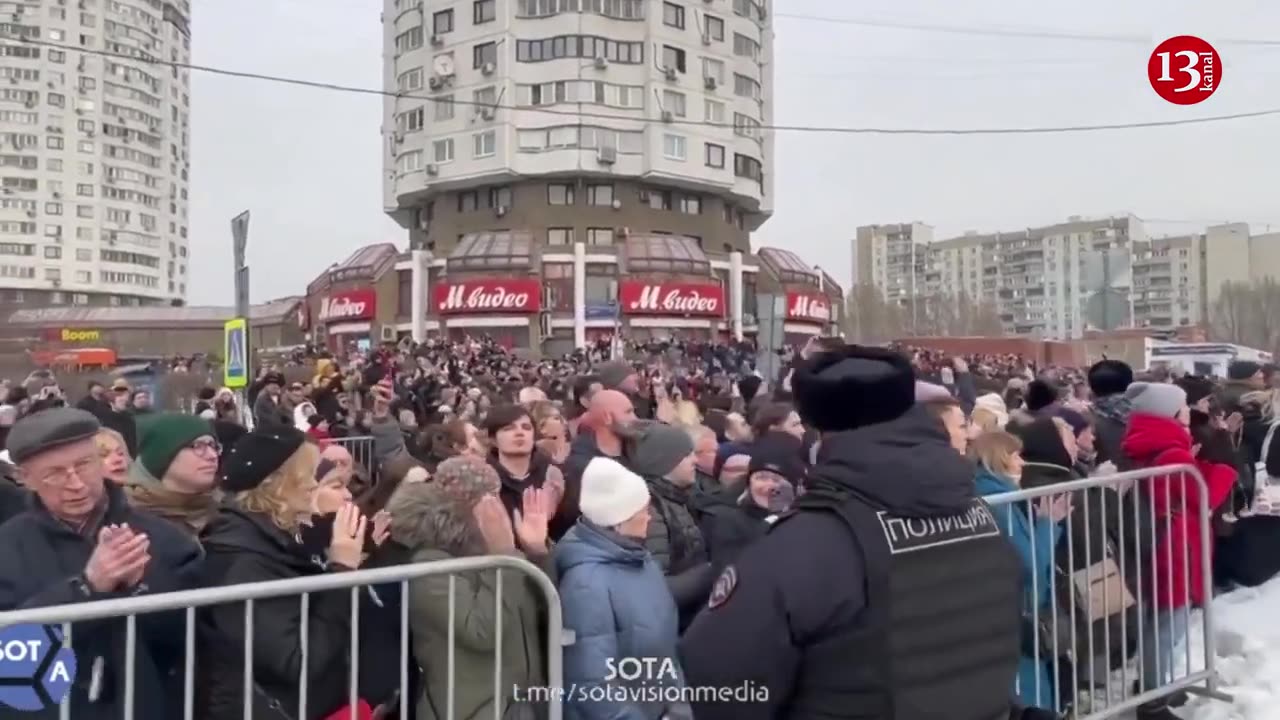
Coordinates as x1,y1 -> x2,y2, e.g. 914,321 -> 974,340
126,413 -> 223,536
0,407 -> 203,720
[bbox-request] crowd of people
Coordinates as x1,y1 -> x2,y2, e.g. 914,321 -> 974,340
0,334 -> 1277,720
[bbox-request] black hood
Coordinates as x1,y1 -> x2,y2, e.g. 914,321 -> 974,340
201,504 -> 322,574
800,405 -> 975,517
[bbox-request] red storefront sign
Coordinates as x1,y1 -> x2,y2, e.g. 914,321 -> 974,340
619,281 -> 724,317
318,289 -> 376,323
433,279 -> 541,314
787,291 -> 832,323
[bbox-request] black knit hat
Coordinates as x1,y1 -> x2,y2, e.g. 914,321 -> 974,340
793,344 -> 915,433
220,425 -> 308,493
1087,359 -> 1133,398
1228,361 -> 1262,382
747,433 -> 805,485
1024,379 -> 1059,413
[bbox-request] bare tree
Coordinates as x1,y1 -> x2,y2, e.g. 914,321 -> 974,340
843,284 -> 906,343
1210,278 -> 1280,352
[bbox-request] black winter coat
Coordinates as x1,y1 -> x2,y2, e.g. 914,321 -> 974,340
0,471 -> 28,527
642,476 -> 714,631
699,495 -> 772,574
197,507 -> 359,720
0,482 -> 203,720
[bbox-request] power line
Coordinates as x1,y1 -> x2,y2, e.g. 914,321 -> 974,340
773,12 -> 1280,48
6,35 -> 1280,135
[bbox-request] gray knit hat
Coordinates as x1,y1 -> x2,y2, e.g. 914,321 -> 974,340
628,421 -> 694,479
596,361 -> 634,391
1124,381 -> 1187,420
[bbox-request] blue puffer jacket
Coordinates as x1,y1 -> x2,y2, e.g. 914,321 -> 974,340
554,520 -> 689,720
975,465 -> 1061,710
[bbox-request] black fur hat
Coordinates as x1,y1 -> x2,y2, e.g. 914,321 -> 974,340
1024,379 -> 1059,413
793,344 -> 915,433
1087,359 -> 1133,398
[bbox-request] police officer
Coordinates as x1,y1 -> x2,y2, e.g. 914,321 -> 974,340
679,344 -> 1038,720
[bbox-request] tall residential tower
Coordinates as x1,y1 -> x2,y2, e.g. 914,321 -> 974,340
0,0 -> 192,308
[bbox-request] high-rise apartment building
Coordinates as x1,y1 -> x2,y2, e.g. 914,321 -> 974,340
380,0 -> 774,255
0,0 -> 192,308
853,215 -> 1146,338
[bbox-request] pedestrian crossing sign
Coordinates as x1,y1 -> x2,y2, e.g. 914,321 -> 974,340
224,318 -> 248,389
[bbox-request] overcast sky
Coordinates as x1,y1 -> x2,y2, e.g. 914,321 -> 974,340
186,0 -> 1280,306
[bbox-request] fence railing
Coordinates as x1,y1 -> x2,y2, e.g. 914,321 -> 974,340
985,463 -> 1231,719
0,555 -> 563,720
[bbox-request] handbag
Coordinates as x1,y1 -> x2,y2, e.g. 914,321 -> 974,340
1068,556 -> 1135,623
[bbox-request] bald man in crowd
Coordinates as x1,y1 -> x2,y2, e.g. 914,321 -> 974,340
556,389 -> 639,539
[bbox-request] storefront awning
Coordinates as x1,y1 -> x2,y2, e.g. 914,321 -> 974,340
758,247 -> 820,287
624,234 -> 709,274
448,231 -> 534,271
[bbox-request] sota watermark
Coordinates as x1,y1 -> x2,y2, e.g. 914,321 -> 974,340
513,657 -> 769,705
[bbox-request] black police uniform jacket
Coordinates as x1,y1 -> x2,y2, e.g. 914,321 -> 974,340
679,406 -> 1023,720
0,481 -> 204,720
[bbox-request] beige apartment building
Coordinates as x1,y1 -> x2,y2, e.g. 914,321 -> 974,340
854,216 -> 1143,338
854,216 -> 1280,339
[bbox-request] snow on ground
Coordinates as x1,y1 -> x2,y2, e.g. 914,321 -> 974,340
1179,575 -> 1280,720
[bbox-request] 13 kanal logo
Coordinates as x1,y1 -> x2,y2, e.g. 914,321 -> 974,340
1148,35 -> 1221,105
0,624 -> 76,711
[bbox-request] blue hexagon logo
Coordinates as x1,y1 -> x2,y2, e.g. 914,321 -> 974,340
0,624 -> 76,711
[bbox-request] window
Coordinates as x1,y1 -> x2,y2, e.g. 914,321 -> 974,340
704,15 -> 725,41
75,270 -> 91,283
397,150 -> 423,174
663,133 -> 686,161
433,9 -> 454,34
490,186 -> 512,207
44,246 -> 61,259
433,138 -> 455,163
45,202 -> 62,215
734,73 -> 760,99
548,228 -> 574,246
662,2 -> 685,28
76,248 -> 92,261
49,49 -> 65,63
76,227 -> 92,240
704,99 -> 725,123
702,58 -> 725,84
474,0 -> 496,24
473,130 -> 496,158
586,184 -> 614,206
398,68 -> 424,92
586,228 -> 613,246
662,90 -> 686,117
46,268 -> 61,281
734,112 -> 762,139
47,136 -> 64,150
458,191 -> 479,212
516,0 -> 644,20
76,205 -> 93,218
397,107 -> 425,133
473,86 -> 497,107
44,224 -> 61,237
77,140 -> 93,153
76,184 -> 94,197
734,152 -> 763,181
395,27 -> 423,52
705,143 -> 725,168
48,93 -> 66,108
733,32 -> 760,60
473,41 -> 497,69
433,95 -> 455,121
679,195 -> 701,214
521,79 -> 644,109
662,45 -> 687,73
548,183 -> 575,205
516,35 -> 645,64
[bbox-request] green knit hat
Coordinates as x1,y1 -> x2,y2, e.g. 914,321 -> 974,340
137,413 -> 214,480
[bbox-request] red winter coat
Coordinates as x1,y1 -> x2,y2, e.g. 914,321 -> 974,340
1120,413 -> 1236,609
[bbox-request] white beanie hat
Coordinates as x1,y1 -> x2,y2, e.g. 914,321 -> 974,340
579,457 -> 651,528
973,393 -> 1009,427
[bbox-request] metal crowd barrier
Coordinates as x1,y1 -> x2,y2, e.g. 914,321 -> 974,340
0,555 -> 563,720
985,464 -> 1231,719
330,435 -> 379,487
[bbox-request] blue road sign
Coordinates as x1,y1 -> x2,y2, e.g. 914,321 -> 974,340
224,317 -> 248,388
